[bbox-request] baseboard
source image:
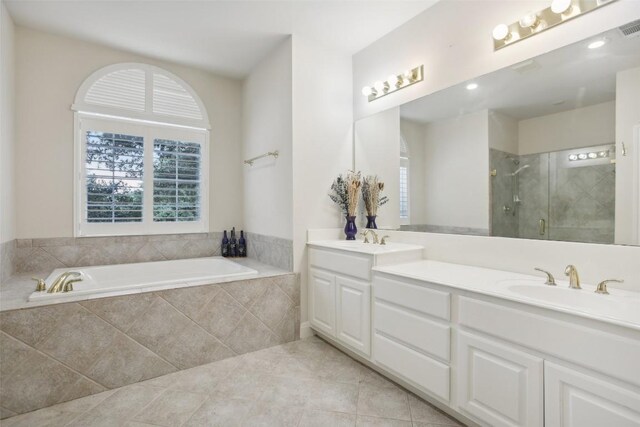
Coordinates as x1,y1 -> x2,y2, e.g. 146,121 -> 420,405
300,321 -> 314,339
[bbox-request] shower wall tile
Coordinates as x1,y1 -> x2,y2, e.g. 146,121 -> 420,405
0,273 -> 299,418
7,230 -> 291,277
490,148 -> 519,238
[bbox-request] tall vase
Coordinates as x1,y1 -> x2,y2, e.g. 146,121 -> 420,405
366,215 -> 377,229
344,216 -> 357,240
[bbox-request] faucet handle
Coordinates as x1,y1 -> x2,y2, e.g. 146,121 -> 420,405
534,268 -> 556,286
595,279 -> 624,295
31,277 -> 47,292
360,232 -> 370,244
380,235 -> 390,245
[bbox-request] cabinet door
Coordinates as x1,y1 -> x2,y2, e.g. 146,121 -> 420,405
545,362 -> 640,427
336,275 -> 371,356
309,268 -> 336,337
456,331 -> 543,427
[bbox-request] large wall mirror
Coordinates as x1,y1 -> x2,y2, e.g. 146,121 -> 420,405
355,19 -> 640,246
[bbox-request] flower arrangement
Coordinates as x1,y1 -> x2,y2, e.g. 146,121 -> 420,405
362,175 -> 389,217
329,170 -> 362,217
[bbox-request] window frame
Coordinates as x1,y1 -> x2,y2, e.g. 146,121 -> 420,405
74,114 -> 209,237
399,156 -> 410,225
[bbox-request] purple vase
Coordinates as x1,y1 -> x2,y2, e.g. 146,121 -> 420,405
344,216 -> 357,240
366,215 -> 377,229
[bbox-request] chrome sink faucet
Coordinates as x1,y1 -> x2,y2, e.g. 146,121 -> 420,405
564,265 -> 581,289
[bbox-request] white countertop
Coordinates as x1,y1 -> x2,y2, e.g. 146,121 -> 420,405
308,240 -> 423,255
374,260 -> 640,331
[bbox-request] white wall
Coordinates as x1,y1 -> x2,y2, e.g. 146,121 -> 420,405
243,38 -> 293,240
292,36 -> 353,323
14,27 -> 243,238
488,111 -> 518,154
353,0 -> 640,120
615,67 -> 640,245
0,2 -> 15,244
354,107 -> 400,229
423,110 -> 489,230
400,119 -> 426,224
518,101 -> 615,155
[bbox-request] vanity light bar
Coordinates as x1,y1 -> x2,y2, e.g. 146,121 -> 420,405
568,150 -> 609,161
361,65 -> 424,102
492,0 -> 617,51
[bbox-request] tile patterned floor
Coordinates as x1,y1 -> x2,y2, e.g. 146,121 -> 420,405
1,337 -> 465,427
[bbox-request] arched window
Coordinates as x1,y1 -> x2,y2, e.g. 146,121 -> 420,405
400,134 -> 410,222
72,63 -> 210,236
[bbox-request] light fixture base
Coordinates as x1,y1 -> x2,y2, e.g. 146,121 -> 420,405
367,65 -> 423,102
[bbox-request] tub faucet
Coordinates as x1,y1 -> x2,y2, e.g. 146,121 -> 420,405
47,272 -> 82,293
564,265 -> 581,289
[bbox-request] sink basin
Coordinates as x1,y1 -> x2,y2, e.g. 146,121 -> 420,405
496,279 -> 640,322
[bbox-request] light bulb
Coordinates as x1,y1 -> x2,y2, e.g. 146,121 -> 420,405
492,24 -> 510,41
374,81 -> 389,93
402,70 -> 414,83
361,86 -> 373,97
569,154 -> 578,161
387,74 -> 400,87
519,12 -> 538,28
551,0 -> 572,14
588,39 -> 606,49
466,83 -> 478,90
588,152 -> 598,159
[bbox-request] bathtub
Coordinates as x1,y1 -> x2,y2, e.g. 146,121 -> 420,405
28,257 -> 258,303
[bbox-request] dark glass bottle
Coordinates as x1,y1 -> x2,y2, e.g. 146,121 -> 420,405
229,227 -> 238,257
221,230 -> 229,257
238,230 -> 246,257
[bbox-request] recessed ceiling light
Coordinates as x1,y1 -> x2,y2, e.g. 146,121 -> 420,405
588,39 -> 606,49
466,83 -> 479,90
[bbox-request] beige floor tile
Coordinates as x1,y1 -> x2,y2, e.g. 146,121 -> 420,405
356,415 -> 413,427
260,376 -> 314,407
272,355 -> 324,379
51,389 -> 116,414
213,370 -> 272,400
2,407 -> 81,427
88,385 -> 164,420
67,413 -> 127,427
357,383 -> 411,421
168,358 -> 238,394
299,409 -> 356,427
305,380 -> 359,413
183,397 -> 254,427
241,401 -> 304,427
132,389 -> 208,426
318,353 -> 366,384
408,395 -> 462,426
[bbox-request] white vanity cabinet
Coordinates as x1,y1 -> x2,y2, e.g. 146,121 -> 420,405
456,331 -> 543,427
544,363 -> 640,427
308,242 -> 423,358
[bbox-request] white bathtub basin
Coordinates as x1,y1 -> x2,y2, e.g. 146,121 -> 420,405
29,257 -> 258,303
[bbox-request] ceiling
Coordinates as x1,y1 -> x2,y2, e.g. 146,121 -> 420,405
400,22 -> 640,123
4,0 -> 438,78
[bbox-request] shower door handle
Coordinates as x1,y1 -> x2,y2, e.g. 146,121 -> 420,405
539,219 -> 546,236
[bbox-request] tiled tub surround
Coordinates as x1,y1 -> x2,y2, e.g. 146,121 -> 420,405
2,231 -> 293,277
0,272 -> 299,418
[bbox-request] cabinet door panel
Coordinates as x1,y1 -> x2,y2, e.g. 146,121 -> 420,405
336,275 -> 371,356
545,362 -> 640,427
309,268 -> 336,336
457,331 -> 543,427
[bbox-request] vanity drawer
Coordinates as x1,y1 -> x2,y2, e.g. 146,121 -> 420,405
374,275 -> 450,321
374,301 -> 450,361
459,296 -> 640,387
374,332 -> 450,402
309,248 -> 372,280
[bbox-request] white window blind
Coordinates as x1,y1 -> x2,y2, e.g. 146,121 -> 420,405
153,139 -> 202,222
152,74 -> 203,120
85,131 -> 144,223
84,69 -> 146,112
